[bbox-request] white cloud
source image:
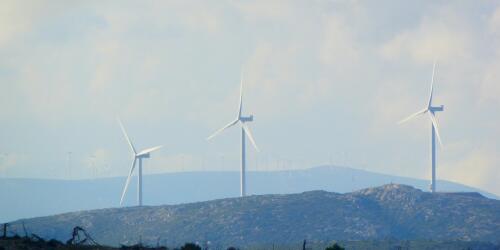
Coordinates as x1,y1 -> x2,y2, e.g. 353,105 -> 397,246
441,148 -> 499,195
233,1 -> 297,23
380,7 -> 471,64
0,1 -> 42,47
489,6 -> 500,35
478,7 -> 500,107
319,15 -> 360,68
479,57 -> 500,105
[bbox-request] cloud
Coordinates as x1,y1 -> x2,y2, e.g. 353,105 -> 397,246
0,1 -> 229,125
380,7 -> 472,64
0,1 -> 82,47
479,56 -> 500,106
489,6 -> 500,35
240,4 -> 367,120
245,41 -> 315,118
319,15 -> 360,67
478,9 -> 500,106
0,1 -> 42,47
441,148 -> 500,195
232,1 -> 297,23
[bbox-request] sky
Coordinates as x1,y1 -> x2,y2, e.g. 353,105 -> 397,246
0,0 -> 499,196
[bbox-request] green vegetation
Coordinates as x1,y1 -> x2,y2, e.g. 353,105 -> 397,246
179,243 -> 201,250
2,235 -> 500,250
325,243 -> 345,250
0,235 -> 206,250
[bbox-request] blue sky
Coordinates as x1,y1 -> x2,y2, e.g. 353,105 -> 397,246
0,0 -> 499,196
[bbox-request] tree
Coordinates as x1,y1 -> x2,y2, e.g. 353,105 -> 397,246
325,243 -> 345,250
180,243 -> 201,250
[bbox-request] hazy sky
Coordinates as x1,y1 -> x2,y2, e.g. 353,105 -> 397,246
0,1 -> 499,196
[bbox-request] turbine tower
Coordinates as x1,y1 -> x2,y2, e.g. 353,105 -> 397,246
207,74 -> 260,197
399,62 -> 444,193
118,119 -> 163,206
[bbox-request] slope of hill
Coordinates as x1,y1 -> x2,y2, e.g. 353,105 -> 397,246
8,184 -> 500,247
1,166 -> 497,223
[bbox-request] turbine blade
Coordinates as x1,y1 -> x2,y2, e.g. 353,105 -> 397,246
137,145 -> 163,156
242,122 -> 260,152
207,119 -> 239,140
117,118 -> 137,155
428,112 -> 443,147
428,61 -> 437,108
120,157 -> 137,205
398,108 -> 428,125
238,71 -> 244,118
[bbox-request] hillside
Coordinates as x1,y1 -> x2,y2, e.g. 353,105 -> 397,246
1,166 -> 497,223
7,184 -> 500,247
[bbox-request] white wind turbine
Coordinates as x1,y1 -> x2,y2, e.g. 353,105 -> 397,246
118,119 -> 163,206
207,74 -> 259,197
399,62 -> 444,193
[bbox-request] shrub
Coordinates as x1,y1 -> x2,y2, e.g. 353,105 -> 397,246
180,243 -> 201,250
325,243 -> 345,250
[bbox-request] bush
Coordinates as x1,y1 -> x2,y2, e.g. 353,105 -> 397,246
47,239 -> 63,247
325,243 -> 345,250
180,243 -> 201,250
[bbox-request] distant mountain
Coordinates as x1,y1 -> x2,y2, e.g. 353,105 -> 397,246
1,166 -> 497,223
8,184 -> 500,248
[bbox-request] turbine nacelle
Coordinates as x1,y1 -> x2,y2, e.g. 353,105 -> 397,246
239,115 -> 254,122
429,105 -> 444,112
136,153 -> 150,159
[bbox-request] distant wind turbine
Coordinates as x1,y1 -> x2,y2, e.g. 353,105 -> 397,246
118,118 -> 163,206
399,62 -> 444,193
207,73 -> 260,197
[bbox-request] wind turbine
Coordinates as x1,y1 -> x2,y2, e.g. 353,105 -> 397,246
118,119 -> 163,206
399,62 -> 444,193
207,74 -> 259,197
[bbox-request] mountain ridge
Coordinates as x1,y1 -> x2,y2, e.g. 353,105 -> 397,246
1,165 -> 498,223
8,184 -> 500,247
